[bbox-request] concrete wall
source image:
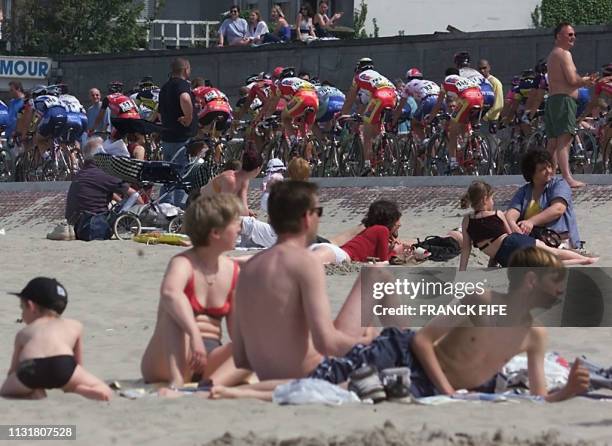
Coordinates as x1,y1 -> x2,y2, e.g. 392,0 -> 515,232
57,25 -> 612,104
365,0 -> 541,36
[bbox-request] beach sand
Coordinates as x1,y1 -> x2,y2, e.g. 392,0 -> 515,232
1,192 -> 611,446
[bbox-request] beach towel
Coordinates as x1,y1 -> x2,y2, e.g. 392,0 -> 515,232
272,379 -> 360,405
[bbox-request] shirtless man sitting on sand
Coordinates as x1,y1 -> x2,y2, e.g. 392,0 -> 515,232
213,182 -> 589,402
546,22 -> 597,188
200,149 -> 263,216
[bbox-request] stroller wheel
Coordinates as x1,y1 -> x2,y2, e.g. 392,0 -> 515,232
114,213 -> 142,240
168,214 -> 184,234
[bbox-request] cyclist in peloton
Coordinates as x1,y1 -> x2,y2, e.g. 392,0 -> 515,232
257,66 -> 319,148
53,84 -> 88,149
341,57 -> 397,175
17,85 -> 67,166
428,68 -> 484,173
92,81 -> 141,131
193,80 -> 233,136
392,67 -> 441,144
130,76 -> 160,123
455,51 -> 495,118
313,79 -> 345,139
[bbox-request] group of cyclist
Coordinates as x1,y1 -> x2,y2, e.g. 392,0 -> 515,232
2,51 -> 611,180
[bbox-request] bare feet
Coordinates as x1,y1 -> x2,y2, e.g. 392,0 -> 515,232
583,256 -> 599,265
209,385 -> 241,399
567,179 -> 586,188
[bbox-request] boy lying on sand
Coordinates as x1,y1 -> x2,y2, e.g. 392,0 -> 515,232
1,278 -> 112,400
209,181 -> 589,402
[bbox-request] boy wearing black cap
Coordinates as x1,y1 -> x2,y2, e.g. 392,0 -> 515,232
1,277 -> 112,400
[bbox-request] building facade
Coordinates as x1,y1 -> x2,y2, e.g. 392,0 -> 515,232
365,0 -> 542,36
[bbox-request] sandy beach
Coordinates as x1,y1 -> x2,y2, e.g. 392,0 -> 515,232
1,184 -> 612,446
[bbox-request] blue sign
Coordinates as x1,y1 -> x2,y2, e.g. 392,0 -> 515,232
0,57 -> 52,79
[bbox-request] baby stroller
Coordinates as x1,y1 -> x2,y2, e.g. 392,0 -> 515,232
94,153 -> 212,240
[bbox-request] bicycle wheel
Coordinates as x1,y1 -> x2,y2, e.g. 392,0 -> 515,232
306,136 -> 326,177
524,129 -> 547,152
0,150 -> 12,182
318,139 -> 339,177
425,133 -> 448,176
342,135 -> 364,177
168,214 -> 184,234
396,136 -> 416,176
113,213 -> 142,240
376,135 -> 400,176
570,129 -> 598,174
472,134 -> 494,176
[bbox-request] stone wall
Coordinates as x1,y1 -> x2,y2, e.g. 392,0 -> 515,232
57,25 -> 612,103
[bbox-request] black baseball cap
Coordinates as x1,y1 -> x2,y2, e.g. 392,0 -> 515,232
9,277 -> 68,314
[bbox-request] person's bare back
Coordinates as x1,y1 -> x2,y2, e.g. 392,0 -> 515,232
17,318 -> 82,361
234,243 -> 326,379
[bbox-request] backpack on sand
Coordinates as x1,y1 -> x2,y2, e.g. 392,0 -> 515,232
412,236 -> 461,262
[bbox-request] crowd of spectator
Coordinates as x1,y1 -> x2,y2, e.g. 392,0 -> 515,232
217,1 -> 344,48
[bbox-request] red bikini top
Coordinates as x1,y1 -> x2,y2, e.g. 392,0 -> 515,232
181,256 -> 239,318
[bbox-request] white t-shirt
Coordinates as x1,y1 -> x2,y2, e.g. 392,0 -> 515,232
247,21 -> 269,40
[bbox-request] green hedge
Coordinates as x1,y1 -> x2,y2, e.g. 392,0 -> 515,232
532,0 -> 612,27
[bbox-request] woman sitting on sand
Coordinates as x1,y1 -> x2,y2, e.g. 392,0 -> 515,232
459,181 -> 597,271
310,199 -> 407,264
141,194 -> 251,387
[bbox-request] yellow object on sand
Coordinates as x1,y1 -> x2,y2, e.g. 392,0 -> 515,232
133,232 -> 191,246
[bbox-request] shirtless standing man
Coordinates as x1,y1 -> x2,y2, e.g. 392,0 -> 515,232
200,149 -> 263,216
546,22 -> 597,188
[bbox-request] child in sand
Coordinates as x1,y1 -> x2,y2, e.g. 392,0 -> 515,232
459,180 -> 597,271
1,277 -> 112,400
141,193 -> 252,388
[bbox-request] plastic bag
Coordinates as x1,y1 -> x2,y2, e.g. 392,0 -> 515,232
272,379 -> 360,406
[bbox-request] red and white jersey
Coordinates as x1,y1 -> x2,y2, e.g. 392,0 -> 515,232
247,79 -> 274,102
103,93 -> 140,119
193,86 -> 229,106
352,69 -> 395,104
401,79 -> 440,101
442,75 -> 481,100
595,77 -> 612,105
273,77 -> 316,100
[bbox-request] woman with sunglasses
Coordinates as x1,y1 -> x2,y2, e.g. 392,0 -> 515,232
217,5 -> 250,47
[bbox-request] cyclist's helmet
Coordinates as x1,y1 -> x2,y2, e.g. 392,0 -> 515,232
108,81 -> 124,94
310,77 -> 321,86
45,85 -> 62,97
520,68 -> 536,79
271,66 -> 284,79
279,67 -> 296,79
355,57 -> 374,73
49,83 -> 68,95
534,59 -> 548,74
602,63 -> 612,76
245,73 -> 260,85
405,67 -> 423,81
138,76 -> 156,90
454,51 -> 471,68
31,85 -> 48,98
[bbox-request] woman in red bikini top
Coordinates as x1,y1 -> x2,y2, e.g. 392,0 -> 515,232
141,193 -> 252,388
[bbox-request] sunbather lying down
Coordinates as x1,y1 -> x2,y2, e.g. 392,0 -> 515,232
157,182 -> 590,403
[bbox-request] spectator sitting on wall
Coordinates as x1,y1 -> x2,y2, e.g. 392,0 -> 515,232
296,4 -> 316,42
261,5 -> 291,44
247,9 -> 269,44
314,0 -> 343,37
218,5 -> 250,47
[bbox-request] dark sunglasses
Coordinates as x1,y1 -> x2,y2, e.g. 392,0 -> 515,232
568,32 -> 576,37
311,206 -> 323,217
231,9 -> 239,13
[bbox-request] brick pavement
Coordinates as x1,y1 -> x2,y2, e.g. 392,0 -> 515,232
2,185 -> 612,230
